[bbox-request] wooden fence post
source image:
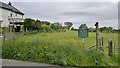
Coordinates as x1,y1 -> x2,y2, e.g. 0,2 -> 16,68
101,37 -> 104,52
99,38 -> 101,47
114,42 -> 115,54
94,22 -> 99,50
108,39 -> 113,56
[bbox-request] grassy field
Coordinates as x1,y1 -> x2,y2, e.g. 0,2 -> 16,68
2,31 -> 118,66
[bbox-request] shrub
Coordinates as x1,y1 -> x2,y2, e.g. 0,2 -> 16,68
41,24 -> 52,32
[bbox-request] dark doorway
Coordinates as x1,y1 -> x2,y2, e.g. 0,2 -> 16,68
16,26 -> 20,32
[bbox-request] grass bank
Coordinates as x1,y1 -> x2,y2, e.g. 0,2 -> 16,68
2,31 -> 118,66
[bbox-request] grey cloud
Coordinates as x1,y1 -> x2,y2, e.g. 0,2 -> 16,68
60,11 -> 101,16
2,0 -> 119,2
12,2 -> 118,29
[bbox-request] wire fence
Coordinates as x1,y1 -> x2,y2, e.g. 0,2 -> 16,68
113,42 -> 120,54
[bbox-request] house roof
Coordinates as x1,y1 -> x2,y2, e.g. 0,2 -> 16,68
0,2 -> 24,15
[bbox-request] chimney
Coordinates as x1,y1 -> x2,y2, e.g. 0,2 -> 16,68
8,2 -> 12,6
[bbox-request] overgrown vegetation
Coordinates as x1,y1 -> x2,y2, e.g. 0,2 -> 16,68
23,18 -> 120,33
24,18 -> 67,32
2,31 -> 118,66
89,26 -> 120,33
1,18 -> 119,66
0,27 -> 9,33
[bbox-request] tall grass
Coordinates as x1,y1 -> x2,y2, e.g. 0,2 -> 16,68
2,31 -> 118,66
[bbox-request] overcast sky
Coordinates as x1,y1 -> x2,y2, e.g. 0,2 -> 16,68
1,0 -> 119,29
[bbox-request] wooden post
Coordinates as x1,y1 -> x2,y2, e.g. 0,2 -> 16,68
99,39 -> 101,46
114,42 -> 115,54
101,37 -> 104,52
95,22 -> 99,50
26,27 -> 27,32
108,39 -> 113,56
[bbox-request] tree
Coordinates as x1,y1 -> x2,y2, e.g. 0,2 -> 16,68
41,24 -> 52,32
35,19 -> 42,28
108,26 -> 113,33
89,27 -> 96,32
43,21 -> 50,25
71,27 -> 74,30
51,22 -> 62,30
99,26 -> 113,33
64,22 -> 73,30
79,24 -> 88,29
24,18 -> 36,31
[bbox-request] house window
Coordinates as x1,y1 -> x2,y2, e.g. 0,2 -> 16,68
10,13 -> 12,17
16,13 -> 17,16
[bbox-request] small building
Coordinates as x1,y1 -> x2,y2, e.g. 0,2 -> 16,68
0,2 -> 24,32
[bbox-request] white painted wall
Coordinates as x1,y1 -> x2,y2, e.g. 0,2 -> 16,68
0,7 -> 23,27
0,7 -> 3,23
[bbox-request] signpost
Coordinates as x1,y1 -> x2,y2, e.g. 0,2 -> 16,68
78,28 -> 89,47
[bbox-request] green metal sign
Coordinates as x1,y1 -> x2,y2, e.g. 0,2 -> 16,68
78,28 -> 88,38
